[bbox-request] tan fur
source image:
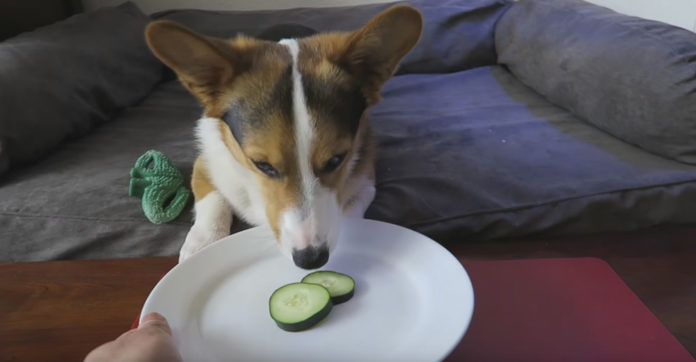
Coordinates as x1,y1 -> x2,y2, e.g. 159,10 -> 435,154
299,33 -> 382,103
190,157 -> 216,201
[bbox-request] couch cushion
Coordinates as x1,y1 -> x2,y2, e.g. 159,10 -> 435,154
0,2 -> 164,175
0,81 -> 197,261
5,66 -> 696,262
495,0 -> 696,164
153,0 -> 512,74
366,66 -> 696,241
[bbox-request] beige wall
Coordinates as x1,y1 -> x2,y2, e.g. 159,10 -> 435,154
84,0 -> 696,31
586,0 -> 696,31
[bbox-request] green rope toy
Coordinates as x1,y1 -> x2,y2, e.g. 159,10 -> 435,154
129,150 -> 191,224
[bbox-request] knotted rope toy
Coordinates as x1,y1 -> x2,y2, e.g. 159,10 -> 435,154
129,150 -> 191,224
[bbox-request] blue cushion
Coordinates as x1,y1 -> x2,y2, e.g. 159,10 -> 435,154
153,0 -> 512,74
366,66 -> 696,240
0,2 -> 163,174
495,0 -> 696,164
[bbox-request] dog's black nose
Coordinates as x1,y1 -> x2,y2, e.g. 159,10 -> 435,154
292,245 -> 329,270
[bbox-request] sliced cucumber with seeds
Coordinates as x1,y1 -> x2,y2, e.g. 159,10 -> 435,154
269,282 -> 332,332
301,271 -> 355,304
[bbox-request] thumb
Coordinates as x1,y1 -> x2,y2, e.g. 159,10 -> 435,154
139,312 -> 172,335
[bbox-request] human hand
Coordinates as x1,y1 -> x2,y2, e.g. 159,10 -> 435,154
85,313 -> 182,362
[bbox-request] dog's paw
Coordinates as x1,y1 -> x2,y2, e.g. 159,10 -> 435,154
179,226 -> 228,263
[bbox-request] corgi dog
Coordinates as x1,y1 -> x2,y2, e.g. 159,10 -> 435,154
145,5 -> 422,269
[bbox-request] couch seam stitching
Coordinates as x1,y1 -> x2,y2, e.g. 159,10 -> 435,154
403,179 -> 696,228
0,211 -> 190,225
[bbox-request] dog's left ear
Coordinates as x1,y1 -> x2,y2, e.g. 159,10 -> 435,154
339,5 -> 423,94
145,21 -> 251,110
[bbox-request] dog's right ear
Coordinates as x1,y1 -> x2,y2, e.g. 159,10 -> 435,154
338,5 -> 422,99
145,21 -> 248,106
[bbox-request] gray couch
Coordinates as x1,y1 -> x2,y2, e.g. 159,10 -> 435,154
2,0 -> 696,262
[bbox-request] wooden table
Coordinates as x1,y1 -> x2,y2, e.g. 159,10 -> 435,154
2,225 -> 695,361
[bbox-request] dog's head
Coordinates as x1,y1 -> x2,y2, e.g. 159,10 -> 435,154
146,6 -> 422,269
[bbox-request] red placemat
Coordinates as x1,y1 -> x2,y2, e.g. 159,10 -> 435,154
452,258 -> 694,362
133,258 -> 693,361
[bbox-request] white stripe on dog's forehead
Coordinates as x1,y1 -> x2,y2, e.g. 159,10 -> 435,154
279,38 -> 316,213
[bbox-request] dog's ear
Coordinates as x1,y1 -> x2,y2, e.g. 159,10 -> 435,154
145,21 -> 249,105
339,5 -> 422,94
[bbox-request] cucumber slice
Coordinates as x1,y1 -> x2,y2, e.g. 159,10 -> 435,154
269,282 -> 332,331
301,271 -> 355,304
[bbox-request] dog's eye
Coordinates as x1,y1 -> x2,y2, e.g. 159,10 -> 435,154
253,161 -> 280,178
322,153 -> 346,173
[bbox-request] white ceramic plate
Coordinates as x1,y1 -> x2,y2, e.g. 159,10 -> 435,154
141,219 -> 474,362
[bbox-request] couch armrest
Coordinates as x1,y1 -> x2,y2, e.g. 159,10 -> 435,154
495,0 -> 696,164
